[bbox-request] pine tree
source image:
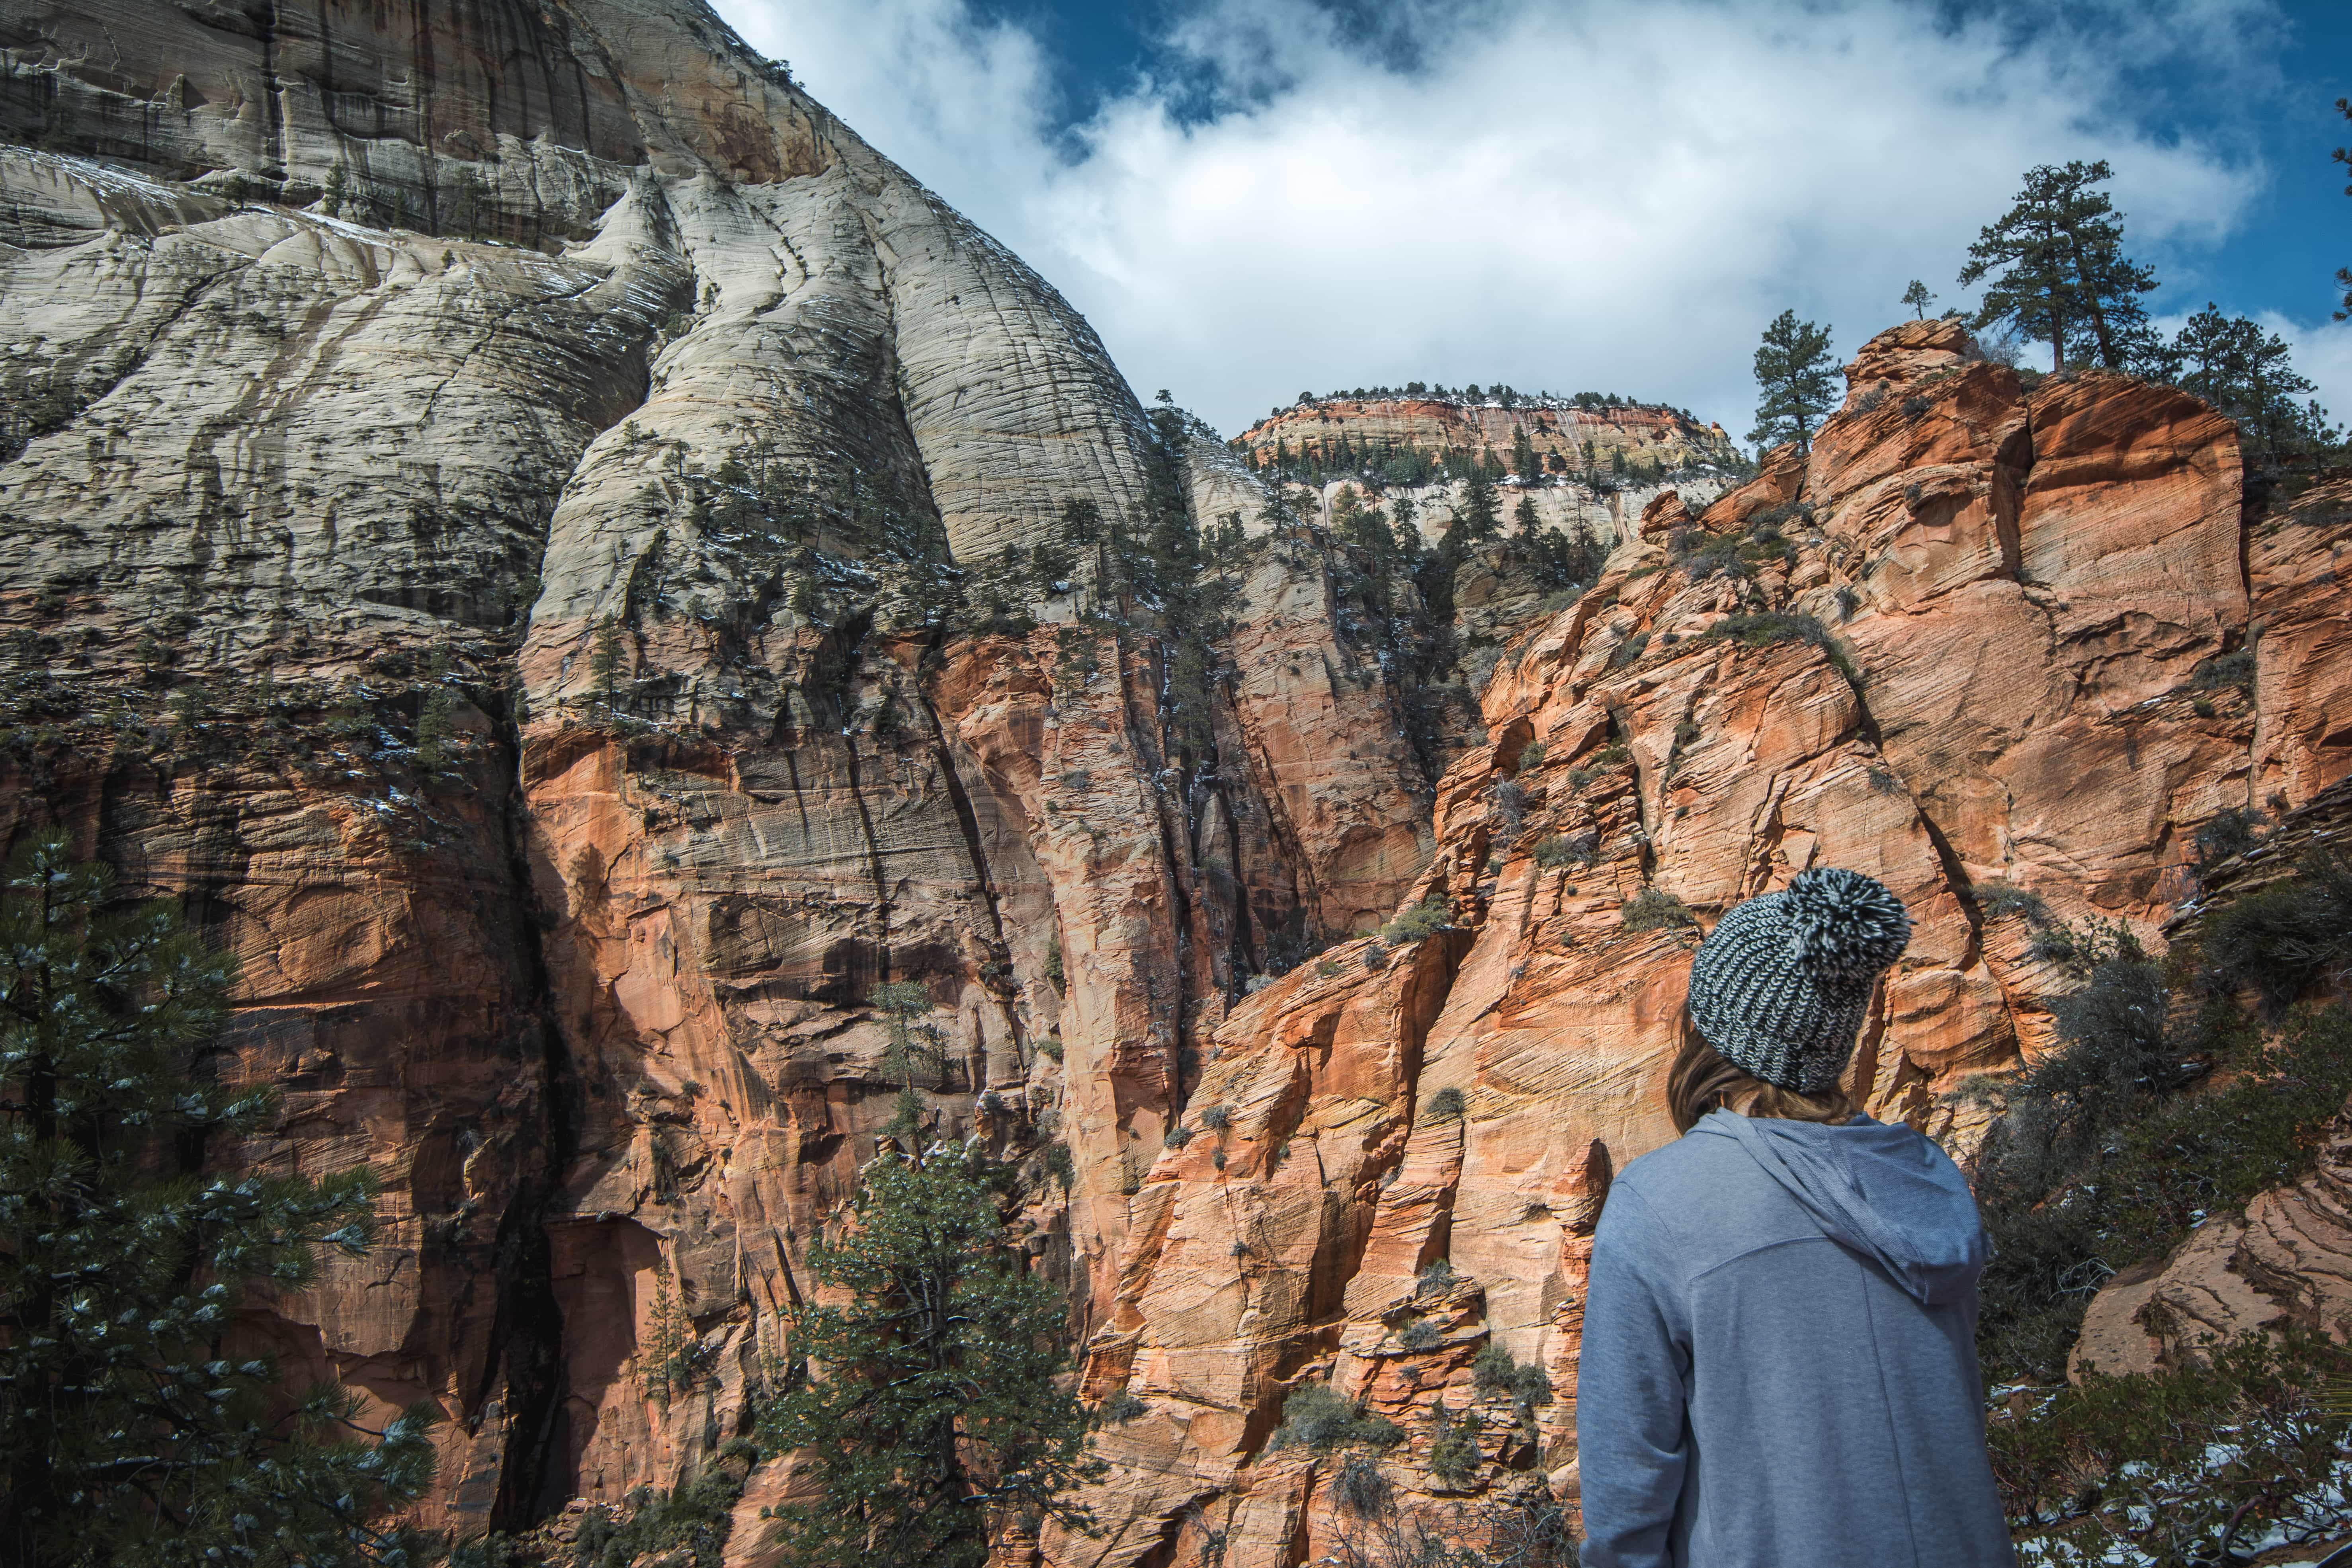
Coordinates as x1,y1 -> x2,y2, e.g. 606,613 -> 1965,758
1455,473 -> 1501,543
0,836 -> 436,1567
1512,496 -> 1539,536
756,1142 -> 1102,1568
1902,279 -> 1935,319
1510,426 -> 1538,484
1959,160 -> 2158,373
590,616 -> 624,710
1746,310 -> 1837,458
2167,305 -> 2332,464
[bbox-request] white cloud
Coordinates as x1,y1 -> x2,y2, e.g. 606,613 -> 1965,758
713,0 -> 2326,440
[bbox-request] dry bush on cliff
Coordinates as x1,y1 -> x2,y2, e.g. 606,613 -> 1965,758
1268,1382 -> 1403,1453
1621,888 -> 1699,932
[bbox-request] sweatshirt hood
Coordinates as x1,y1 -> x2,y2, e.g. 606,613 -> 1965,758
1693,1110 -> 1986,1306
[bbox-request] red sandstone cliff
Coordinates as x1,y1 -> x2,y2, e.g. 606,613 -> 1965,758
1047,318 -> 2350,1566
2,5 -> 2345,1558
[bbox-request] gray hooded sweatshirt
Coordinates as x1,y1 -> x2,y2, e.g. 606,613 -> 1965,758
1575,1110 -> 2013,1568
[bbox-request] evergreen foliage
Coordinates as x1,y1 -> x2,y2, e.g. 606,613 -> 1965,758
755,1141 -> 1101,1568
2163,304 -> 2339,464
1620,888 -> 1697,932
1959,160 -> 2159,373
1746,311 -> 1837,457
1963,848 -> 2352,1389
0,835 -> 434,1567
1902,279 -> 1936,319
1455,474 -> 1502,543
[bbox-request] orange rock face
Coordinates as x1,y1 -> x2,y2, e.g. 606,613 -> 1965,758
1046,324 -> 2342,1565
2,23 -> 2343,1550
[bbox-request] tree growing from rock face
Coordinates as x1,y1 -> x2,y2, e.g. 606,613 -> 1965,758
0,835 -> 435,1567
1746,310 -> 1837,458
1960,160 -> 2159,373
756,1142 -> 1101,1568
1455,472 -> 1502,542
1903,279 -> 1936,319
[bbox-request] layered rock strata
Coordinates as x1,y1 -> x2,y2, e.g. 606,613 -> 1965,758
0,0 -> 1451,1533
1050,320 -> 2345,1567
3,6 -> 2344,1556
1237,396 -> 1737,476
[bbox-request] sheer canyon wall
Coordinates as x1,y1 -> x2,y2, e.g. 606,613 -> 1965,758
2,4 -> 2347,1563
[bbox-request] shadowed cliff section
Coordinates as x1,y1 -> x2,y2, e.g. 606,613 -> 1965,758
3,6 -> 2348,1558
0,0 -> 1459,1537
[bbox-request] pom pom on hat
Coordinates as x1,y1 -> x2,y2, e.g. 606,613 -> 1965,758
1685,866 -> 1913,1093
1783,866 -> 1912,981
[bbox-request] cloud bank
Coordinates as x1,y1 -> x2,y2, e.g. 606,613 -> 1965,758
713,0 -> 2343,442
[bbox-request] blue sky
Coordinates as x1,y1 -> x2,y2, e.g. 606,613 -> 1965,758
717,0 -> 2352,443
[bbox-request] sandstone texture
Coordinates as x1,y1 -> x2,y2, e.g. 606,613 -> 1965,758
1050,322 -> 2341,1566
2,6 -> 2344,1559
1237,396 -> 1737,477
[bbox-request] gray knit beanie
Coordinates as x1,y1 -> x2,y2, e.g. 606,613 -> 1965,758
1685,867 -> 1912,1094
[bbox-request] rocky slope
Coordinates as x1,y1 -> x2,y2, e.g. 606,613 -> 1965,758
1051,319 -> 2350,1567
2,8 -> 2346,1561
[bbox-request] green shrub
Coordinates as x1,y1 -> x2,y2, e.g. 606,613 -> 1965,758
1099,1390 -> 1147,1424
1164,1123 -> 1194,1148
1269,1382 -> 1403,1451
1710,611 -> 1828,648
1675,531 -> 1754,580
569,1459 -> 751,1568
1471,1343 -> 1517,1392
1512,1364 -> 1555,1408
1607,631 -> 1650,668
1334,1451 -> 1391,1518
2194,805 -> 2268,868
1621,888 -> 1698,931
1424,1086 -> 1467,1121
1199,1103 -> 1233,1131
1380,898 -> 1451,944
1415,1259 -> 1459,1295
1964,933 -> 2188,1208
1427,1402 -> 1483,1484
1533,833 -> 1597,869
1996,1326 -> 2352,1563
1517,738 -> 1547,769
2203,847 -> 2352,1013
1976,881 -> 2051,926
1399,1320 -> 1443,1352
1969,1004 -> 2352,1387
